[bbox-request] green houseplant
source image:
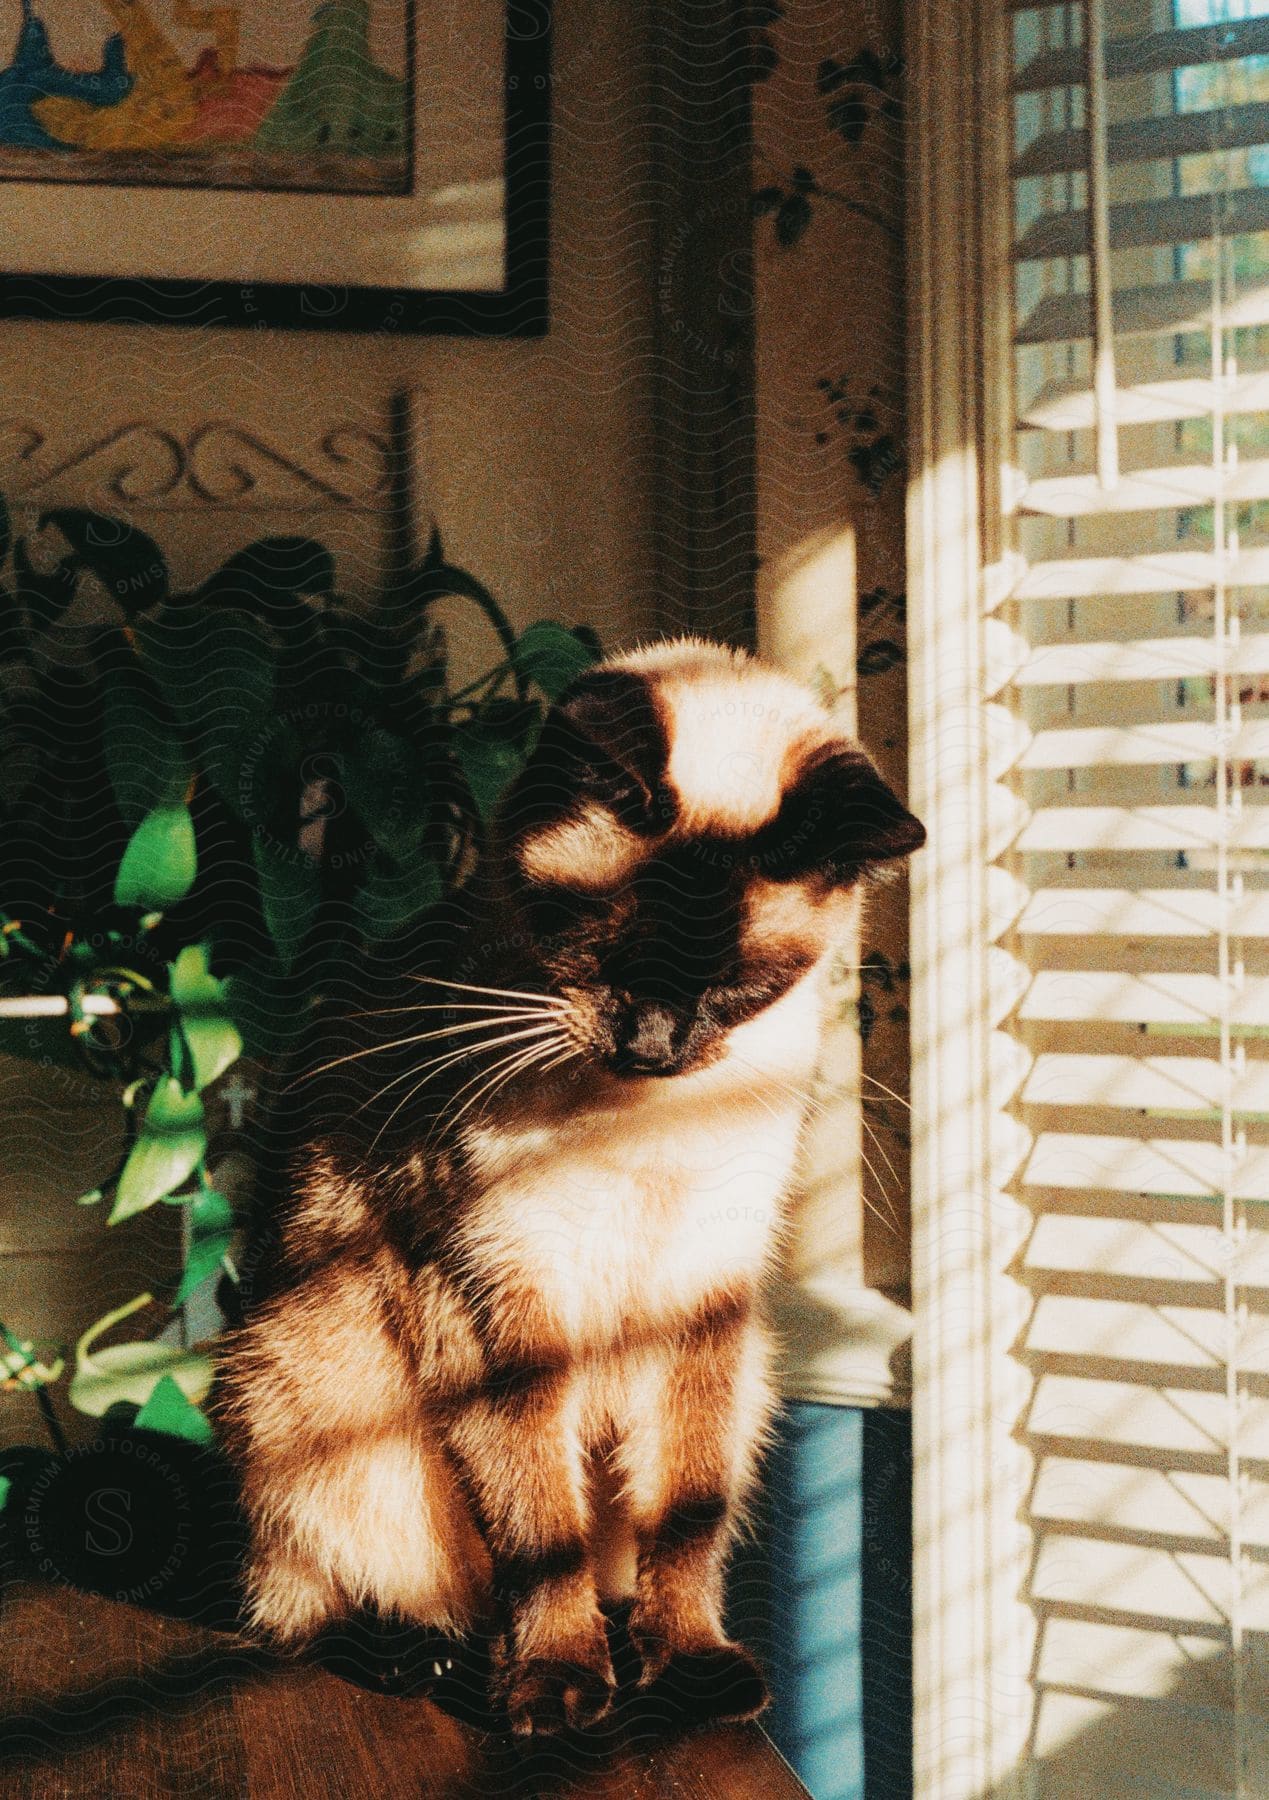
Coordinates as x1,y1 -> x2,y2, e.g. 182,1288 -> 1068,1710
0,499 -> 598,1463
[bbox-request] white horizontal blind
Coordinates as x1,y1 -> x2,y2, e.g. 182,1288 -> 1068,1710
1007,1 -> 1269,1794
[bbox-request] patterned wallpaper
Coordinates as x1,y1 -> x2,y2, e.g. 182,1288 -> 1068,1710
751,0 -> 912,1305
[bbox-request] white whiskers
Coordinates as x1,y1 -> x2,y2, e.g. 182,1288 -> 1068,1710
364,999 -> 580,1151
726,1051 -> 904,1234
294,971 -> 578,1149
435,1035 -> 581,1141
406,976 -> 569,1010
292,1008 -> 561,1085
364,1020 -> 568,1145
860,1070 -> 911,1111
349,999 -> 563,1021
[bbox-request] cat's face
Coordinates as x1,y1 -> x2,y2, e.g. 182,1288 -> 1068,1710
497,641 -> 925,1080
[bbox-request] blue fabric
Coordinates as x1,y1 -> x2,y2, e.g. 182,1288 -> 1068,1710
729,1403 -> 913,1800
0,3 -> 132,150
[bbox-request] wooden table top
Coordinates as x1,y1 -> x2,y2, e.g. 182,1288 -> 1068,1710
0,1580 -> 812,1799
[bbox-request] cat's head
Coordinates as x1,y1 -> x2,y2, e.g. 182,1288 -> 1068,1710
496,639 -> 924,1079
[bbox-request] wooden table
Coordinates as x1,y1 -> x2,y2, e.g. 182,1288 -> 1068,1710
0,1582 -> 812,1798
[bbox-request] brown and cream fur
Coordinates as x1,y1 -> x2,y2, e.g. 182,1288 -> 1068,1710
213,638 -> 924,1735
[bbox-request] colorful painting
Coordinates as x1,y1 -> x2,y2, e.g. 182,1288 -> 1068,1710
0,1 -> 413,194
0,2 -> 546,333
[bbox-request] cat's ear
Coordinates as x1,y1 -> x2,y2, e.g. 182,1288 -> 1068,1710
502,670 -> 675,837
756,747 -> 925,884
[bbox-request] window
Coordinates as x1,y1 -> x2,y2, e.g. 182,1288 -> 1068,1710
909,1 -> 1269,1793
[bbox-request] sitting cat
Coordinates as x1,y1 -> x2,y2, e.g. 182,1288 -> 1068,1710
214,637 -> 924,1735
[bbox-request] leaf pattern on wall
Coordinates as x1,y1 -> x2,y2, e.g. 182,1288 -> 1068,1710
754,0 -> 912,1299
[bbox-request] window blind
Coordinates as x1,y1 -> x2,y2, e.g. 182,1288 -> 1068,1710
1004,1 -> 1269,1793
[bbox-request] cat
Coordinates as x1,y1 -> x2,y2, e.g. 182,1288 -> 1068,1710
213,637 -> 925,1736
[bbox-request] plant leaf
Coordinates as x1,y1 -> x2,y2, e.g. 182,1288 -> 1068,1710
511,621 -> 599,702
199,536 -> 336,618
110,1080 -> 206,1223
172,1224 -> 232,1310
170,943 -> 242,1090
168,1018 -> 196,1093
114,804 -> 198,910
0,492 -> 10,569
165,1188 -> 234,1314
354,849 -> 442,943
172,1186 -> 233,1307
69,1341 -> 213,1417
341,729 -> 429,860
401,561 -> 519,675
225,952 -> 309,1060
180,1186 -> 234,1233
453,705 -> 538,821
252,836 -> 320,971
42,509 -> 168,613
132,1372 -> 214,1444
69,1291 -> 214,1418
137,606 -> 276,811
101,661 -> 189,827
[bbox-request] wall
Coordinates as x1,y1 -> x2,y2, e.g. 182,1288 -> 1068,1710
752,0 -> 914,1398
0,0 -> 673,1447
0,5 -> 665,629
747,8 -> 916,1793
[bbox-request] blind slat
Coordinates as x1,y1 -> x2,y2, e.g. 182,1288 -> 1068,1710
1031,1534 -> 1269,1631
1015,187 -> 1269,263
1014,16 -> 1269,93
1023,1053 -> 1269,1115
1034,1505 -> 1269,1572
1009,546 -> 1269,602
1019,720 -> 1269,769
1030,1372 -> 1269,1457
1016,276 -> 1269,345
1019,969 -> 1269,1028
1016,804 -> 1269,853
1015,631 -> 1269,685
1022,1132 -> 1269,1202
1033,1615 -> 1238,1689
1018,886 -> 1269,937
1026,1293 -> 1269,1371
1013,102 -> 1269,179
1019,456 -> 1269,516
1025,1211 -> 1269,1284
1020,368 -> 1269,432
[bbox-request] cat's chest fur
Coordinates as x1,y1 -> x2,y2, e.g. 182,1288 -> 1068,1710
453,991 -> 819,1345
461,1092 -> 798,1342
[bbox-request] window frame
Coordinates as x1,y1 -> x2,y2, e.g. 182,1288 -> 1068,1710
906,2 -> 1039,1793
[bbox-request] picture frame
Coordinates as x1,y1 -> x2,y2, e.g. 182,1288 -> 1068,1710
0,1 -> 550,335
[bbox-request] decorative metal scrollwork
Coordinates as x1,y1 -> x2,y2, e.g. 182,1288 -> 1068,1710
0,420 -> 392,512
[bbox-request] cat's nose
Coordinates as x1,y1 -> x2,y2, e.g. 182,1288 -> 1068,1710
613,999 -> 688,1076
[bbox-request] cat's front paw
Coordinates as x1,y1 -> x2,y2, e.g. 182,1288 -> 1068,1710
633,1628 -> 770,1724
503,1648 -> 617,1736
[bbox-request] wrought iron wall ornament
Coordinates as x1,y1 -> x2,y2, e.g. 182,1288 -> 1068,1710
0,419 -> 391,511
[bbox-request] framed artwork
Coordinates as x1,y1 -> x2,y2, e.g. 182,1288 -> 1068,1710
0,1 -> 550,333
